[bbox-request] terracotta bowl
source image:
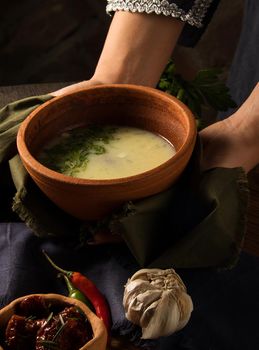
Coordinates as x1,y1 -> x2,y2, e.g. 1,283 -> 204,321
17,84 -> 196,220
0,293 -> 107,350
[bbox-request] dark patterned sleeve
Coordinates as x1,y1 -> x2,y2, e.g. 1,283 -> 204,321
106,0 -> 220,47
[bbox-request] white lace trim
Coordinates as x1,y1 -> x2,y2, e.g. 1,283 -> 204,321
106,0 -> 213,28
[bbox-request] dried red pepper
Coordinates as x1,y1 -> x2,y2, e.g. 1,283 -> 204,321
42,251 -> 111,336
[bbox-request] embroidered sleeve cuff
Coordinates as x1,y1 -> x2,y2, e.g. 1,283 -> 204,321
106,0 -> 214,28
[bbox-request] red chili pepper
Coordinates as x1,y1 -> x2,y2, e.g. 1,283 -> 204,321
42,250 -> 112,336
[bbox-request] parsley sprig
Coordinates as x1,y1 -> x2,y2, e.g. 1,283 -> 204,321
39,125 -> 117,176
158,60 -> 237,129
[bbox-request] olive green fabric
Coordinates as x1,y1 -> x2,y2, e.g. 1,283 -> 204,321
0,95 -> 53,163
118,166 -> 248,268
0,95 -> 249,268
0,95 -> 79,237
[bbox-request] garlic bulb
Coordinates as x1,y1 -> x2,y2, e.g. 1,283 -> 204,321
123,268 -> 193,339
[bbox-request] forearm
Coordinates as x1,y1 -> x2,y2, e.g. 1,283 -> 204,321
93,11 -> 184,87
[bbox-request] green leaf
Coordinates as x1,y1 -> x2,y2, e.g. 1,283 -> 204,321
158,61 -> 237,128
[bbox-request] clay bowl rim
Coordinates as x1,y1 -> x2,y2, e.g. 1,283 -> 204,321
17,84 -> 197,186
0,293 -> 107,350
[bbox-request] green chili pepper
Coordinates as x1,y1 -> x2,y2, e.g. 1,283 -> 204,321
43,250 -> 111,340
62,274 -> 94,312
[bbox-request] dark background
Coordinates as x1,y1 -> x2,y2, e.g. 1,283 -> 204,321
0,0 -> 110,86
0,0 -> 243,86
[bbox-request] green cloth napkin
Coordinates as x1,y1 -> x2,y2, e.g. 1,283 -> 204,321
0,95 -> 249,268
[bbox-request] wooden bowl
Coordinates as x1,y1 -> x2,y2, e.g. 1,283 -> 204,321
17,84 -> 196,220
0,293 -> 107,350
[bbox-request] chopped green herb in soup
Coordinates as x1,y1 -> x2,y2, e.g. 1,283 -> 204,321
38,125 -> 176,179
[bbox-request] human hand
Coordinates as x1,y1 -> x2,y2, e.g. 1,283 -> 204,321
200,83 -> 259,173
51,78 -> 103,97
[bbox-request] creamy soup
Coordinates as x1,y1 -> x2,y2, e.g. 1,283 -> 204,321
38,125 -> 176,179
